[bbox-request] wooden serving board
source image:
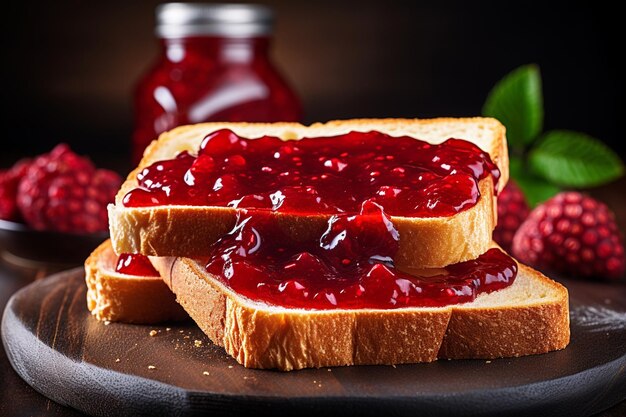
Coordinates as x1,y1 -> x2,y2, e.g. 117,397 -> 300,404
2,269 -> 625,417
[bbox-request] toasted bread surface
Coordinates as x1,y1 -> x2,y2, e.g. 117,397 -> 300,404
85,240 -> 188,324
151,254 -> 570,371
110,118 -> 507,268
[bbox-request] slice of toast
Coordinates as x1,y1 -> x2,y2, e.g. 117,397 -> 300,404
85,240 -> 188,324
109,118 -> 508,269
150,253 -> 570,371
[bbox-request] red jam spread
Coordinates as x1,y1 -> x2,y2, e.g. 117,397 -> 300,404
205,202 -> 517,309
115,254 -> 159,277
123,129 -> 499,217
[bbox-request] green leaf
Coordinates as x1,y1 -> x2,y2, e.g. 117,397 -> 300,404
482,64 -> 544,148
509,155 -> 560,207
514,175 -> 561,207
529,130 -> 624,187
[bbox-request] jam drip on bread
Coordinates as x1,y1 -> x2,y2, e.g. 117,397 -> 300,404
206,202 -> 517,309
123,129 -> 500,217
115,253 -> 159,277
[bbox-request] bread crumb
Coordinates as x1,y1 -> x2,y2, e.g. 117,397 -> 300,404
228,365 -> 234,369
115,358 -> 120,363
184,335 -> 190,339
148,365 -> 156,370
203,371 -> 210,376
149,330 -> 158,337
166,327 -> 171,331
327,368 -> 332,372
485,360 -> 492,364
391,364 -> 397,368
318,384 -> 322,387
104,321 -> 111,326
194,340 -> 203,347
179,330 -> 184,333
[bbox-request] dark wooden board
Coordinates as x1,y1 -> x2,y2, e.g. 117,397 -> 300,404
2,269 -> 625,417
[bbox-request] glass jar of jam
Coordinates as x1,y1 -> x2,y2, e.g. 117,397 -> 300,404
132,3 -> 302,163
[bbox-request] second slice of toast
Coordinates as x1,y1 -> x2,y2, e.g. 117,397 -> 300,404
85,240 -> 188,324
151,253 -> 569,371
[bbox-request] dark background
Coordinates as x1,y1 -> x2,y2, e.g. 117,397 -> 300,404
2,1 -> 623,169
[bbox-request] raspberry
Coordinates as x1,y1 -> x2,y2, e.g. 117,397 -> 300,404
512,192 -> 625,280
0,158 -> 32,221
0,170 -> 16,220
493,180 -> 530,252
16,144 -> 122,233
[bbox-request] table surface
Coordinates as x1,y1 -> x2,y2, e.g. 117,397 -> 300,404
1,179 -> 625,417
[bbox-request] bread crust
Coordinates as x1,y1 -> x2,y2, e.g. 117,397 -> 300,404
110,176 -> 495,269
110,118 -> 506,268
85,240 -> 188,324
152,255 -> 570,371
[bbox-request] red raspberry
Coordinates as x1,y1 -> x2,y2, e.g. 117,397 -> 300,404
0,170 -> 16,220
0,158 -> 32,221
16,144 -> 122,233
512,192 -> 625,280
493,180 -> 530,253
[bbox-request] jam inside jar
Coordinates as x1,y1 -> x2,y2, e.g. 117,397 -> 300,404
132,4 -> 302,163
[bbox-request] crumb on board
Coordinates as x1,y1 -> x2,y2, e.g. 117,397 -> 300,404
104,321 -> 111,326
148,365 -> 156,370
203,371 -> 210,376
327,368 -> 332,372
166,327 -> 171,331
194,340 -> 203,347
149,330 -> 158,337
485,360 -> 492,364
115,358 -> 120,363
228,365 -> 234,369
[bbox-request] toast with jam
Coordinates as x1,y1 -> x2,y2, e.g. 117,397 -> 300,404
85,239 -> 187,324
151,253 -> 569,370
86,118 -> 569,370
108,118 -> 508,269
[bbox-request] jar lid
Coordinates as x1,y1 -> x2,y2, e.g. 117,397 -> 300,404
156,3 -> 274,38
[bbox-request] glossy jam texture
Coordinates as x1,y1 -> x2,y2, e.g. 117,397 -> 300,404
123,129 -> 500,217
205,202 -> 517,310
115,254 -> 159,277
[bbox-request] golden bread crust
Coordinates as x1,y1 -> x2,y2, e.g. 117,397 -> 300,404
110,176 -> 495,268
152,255 -> 570,371
85,240 -> 188,324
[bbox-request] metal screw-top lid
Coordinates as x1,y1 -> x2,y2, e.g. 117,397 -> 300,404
156,3 -> 274,38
